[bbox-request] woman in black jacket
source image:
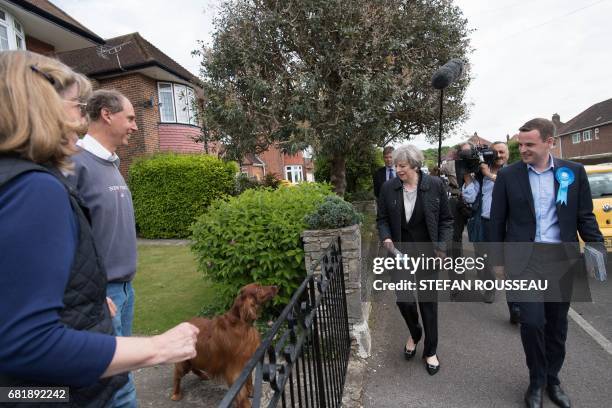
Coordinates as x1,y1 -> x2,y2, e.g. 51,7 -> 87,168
377,144 -> 453,375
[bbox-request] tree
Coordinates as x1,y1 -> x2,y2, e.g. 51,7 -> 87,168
198,0 -> 472,195
314,144 -> 383,200
508,140 -> 520,164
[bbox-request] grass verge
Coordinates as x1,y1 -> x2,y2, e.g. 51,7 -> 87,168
132,244 -> 219,335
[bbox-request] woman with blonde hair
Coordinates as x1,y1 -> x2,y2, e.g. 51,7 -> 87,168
377,144 -> 453,376
0,51 -> 198,407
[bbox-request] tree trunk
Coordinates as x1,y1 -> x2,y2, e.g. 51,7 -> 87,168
329,154 -> 347,196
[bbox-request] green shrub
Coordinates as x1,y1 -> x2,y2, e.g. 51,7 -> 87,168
345,189 -> 375,202
129,153 -> 237,238
234,173 -> 261,195
233,172 -> 282,195
190,183 -> 332,306
304,195 -> 363,229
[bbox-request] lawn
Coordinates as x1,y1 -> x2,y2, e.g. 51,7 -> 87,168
132,244 -> 219,335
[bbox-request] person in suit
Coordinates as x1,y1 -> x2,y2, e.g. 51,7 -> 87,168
490,118 -> 605,408
377,144 -> 453,376
373,146 -> 396,198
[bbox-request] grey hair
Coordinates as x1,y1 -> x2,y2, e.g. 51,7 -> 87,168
87,89 -> 126,121
392,144 -> 424,169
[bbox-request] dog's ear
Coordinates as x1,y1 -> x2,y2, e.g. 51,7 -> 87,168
239,296 -> 258,323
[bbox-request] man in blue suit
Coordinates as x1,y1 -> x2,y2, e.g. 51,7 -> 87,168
490,118 -> 605,408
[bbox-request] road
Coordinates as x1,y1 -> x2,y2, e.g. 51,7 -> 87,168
362,274 -> 612,407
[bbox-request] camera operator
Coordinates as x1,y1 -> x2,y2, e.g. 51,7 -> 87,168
461,142 -> 519,322
439,142 -> 473,299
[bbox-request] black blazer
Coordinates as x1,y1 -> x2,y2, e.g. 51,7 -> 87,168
373,167 -> 389,198
490,157 -> 604,274
377,174 -> 454,252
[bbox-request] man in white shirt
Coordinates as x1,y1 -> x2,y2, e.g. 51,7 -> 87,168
70,89 -> 139,408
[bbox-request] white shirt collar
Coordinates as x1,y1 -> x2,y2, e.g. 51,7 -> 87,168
76,134 -> 119,162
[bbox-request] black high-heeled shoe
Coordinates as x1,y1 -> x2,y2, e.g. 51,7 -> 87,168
424,356 -> 440,376
403,329 -> 422,360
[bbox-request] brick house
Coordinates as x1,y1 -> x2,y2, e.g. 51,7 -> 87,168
1,0 -> 104,53
551,99 -> 612,164
56,32 -> 214,175
240,145 -> 314,183
2,0 -> 312,182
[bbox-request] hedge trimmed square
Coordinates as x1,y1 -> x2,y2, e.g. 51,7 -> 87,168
129,153 -> 237,238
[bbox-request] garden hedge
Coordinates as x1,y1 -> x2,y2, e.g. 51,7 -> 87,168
129,153 -> 237,238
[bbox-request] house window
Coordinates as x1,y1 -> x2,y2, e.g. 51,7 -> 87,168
0,8 -> 25,51
157,82 -> 198,125
583,130 -> 592,142
572,133 -> 580,144
285,165 -> 303,183
595,128 -> 599,139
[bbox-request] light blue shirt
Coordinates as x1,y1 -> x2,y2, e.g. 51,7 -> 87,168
462,176 -> 495,219
386,167 -> 395,181
527,155 -> 561,243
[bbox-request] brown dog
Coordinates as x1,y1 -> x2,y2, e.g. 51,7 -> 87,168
171,283 -> 278,406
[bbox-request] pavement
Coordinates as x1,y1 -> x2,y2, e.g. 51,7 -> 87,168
133,229 -> 612,407
362,274 -> 612,408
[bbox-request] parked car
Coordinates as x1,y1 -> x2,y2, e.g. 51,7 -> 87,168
585,163 -> 612,252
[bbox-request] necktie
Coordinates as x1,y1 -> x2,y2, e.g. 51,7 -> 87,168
388,168 -> 394,180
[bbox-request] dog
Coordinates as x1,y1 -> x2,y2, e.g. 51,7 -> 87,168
171,283 -> 278,407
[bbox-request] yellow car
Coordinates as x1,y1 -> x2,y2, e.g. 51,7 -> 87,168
585,163 -> 612,252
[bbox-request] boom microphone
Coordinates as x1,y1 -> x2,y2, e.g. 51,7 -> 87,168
431,58 -> 464,89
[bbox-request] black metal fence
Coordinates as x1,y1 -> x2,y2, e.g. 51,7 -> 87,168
219,236 -> 351,408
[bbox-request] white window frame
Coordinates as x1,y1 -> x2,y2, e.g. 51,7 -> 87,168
594,128 -> 599,139
285,165 -> 303,183
157,82 -> 198,125
572,133 -> 580,144
583,130 -> 592,142
0,8 -> 25,51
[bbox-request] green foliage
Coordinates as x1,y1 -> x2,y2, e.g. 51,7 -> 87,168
129,153 -> 237,238
422,146 -> 453,170
234,173 -> 261,195
190,183 -> 332,307
508,140 -> 520,164
234,172 -> 282,195
304,195 -> 363,229
315,145 -> 383,199
198,0 -> 472,194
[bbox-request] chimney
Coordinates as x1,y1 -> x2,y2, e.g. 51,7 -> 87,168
551,113 -> 563,130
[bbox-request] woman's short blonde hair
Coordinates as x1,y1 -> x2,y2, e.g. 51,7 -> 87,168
0,50 -> 92,171
392,144 -> 424,169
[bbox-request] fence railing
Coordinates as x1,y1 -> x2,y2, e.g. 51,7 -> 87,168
219,236 -> 351,408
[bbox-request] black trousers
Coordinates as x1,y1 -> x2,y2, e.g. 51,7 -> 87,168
449,196 -> 467,259
396,300 -> 438,358
516,244 -> 572,388
477,218 -> 518,313
394,265 -> 438,358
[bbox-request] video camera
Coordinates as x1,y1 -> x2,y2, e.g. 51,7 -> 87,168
457,145 -> 498,174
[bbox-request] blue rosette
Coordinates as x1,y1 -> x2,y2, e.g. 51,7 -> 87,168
555,167 -> 575,205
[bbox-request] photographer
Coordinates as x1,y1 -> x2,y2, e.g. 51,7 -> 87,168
461,142 -> 519,322
440,142 -> 473,299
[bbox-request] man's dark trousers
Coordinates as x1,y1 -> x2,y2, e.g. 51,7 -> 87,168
516,244 -> 571,389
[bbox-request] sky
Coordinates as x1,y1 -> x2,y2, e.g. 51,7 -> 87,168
53,0 -> 612,150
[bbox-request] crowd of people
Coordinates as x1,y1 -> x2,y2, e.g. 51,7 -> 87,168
375,125 -> 606,407
0,49 -> 607,408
